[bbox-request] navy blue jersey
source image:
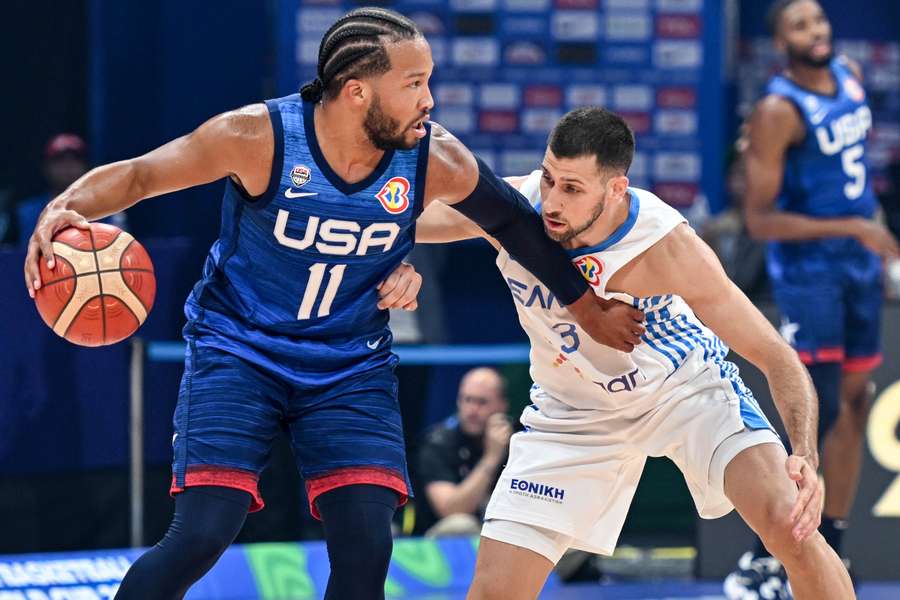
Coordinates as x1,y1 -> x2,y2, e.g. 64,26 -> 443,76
764,57 -> 878,281
184,94 -> 430,378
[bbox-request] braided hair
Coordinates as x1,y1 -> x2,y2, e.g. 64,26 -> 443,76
300,7 -> 422,103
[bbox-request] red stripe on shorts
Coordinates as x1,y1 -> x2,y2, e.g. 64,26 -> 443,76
170,466 -> 264,512
305,466 -> 408,521
796,346 -> 845,365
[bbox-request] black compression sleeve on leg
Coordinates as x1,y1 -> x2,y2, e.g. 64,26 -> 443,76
450,157 -> 589,305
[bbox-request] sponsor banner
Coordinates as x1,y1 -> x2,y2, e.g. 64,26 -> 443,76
604,45 -> 650,65
452,38 -> 500,66
503,0 -> 551,10
0,538 -> 551,599
605,12 -> 652,42
656,14 -> 702,38
435,83 -> 475,106
655,109 -> 698,135
479,111 -> 519,133
607,0 -> 650,8
629,151 -> 649,179
480,84 -> 522,109
656,86 -> 697,108
505,41 -> 548,65
297,8 -> 343,33
298,40 -> 320,66
450,0 -> 498,11
501,16 -> 546,36
502,150 -> 544,176
555,0 -> 598,8
653,152 -> 701,182
654,40 -> 703,68
566,85 -> 607,107
619,112 -> 652,134
410,11 -> 446,34
429,37 -> 449,66
524,85 -> 563,107
613,85 -> 654,111
552,11 -> 600,41
435,108 -> 477,134
653,182 -> 698,207
655,0 -> 702,13
522,108 -> 564,134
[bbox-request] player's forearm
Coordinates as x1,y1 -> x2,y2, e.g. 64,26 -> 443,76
53,160 -> 145,220
745,207 -> 861,242
762,347 -> 819,461
433,458 -> 499,517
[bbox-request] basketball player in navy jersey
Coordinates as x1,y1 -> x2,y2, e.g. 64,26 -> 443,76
725,1 -> 899,596
23,8 -> 643,599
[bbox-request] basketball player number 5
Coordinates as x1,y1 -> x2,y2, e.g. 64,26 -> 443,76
842,144 -> 866,200
298,263 -> 345,319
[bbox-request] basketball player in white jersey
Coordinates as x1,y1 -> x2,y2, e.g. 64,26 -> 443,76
414,107 -> 854,599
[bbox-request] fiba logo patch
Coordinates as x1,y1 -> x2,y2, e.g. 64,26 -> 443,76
575,255 -> 603,286
844,78 -> 865,102
290,165 -> 311,188
375,177 -> 411,214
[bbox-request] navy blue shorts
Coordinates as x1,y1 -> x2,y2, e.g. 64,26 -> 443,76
170,337 -> 410,518
772,270 -> 883,373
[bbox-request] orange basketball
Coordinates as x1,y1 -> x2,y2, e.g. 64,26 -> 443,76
34,223 -> 156,347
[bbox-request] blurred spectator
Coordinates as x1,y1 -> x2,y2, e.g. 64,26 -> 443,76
16,134 -> 90,245
415,367 -> 511,537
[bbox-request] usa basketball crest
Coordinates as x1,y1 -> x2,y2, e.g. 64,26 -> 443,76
290,165 -> 311,187
844,78 -> 865,102
575,255 -> 603,287
375,177 -> 410,214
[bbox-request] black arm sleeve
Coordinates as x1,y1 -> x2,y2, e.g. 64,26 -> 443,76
450,157 -> 589,305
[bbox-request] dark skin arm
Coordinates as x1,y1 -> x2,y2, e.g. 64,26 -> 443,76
742,95 -> 898,258
24,104 -> 274,296
422,126 -> 644,352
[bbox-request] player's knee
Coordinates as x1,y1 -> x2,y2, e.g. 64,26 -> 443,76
755,500 -> 798,558
467,570 -> 508,600
331,522 -> 393,573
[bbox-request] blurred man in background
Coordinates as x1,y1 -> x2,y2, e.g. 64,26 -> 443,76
16,134 -> 90,245
730,0 -> 900,596
416,367 -> 511,536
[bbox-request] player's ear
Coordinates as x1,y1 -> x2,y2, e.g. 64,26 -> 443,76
607,174 -> 629,199
343,79 -> 368,106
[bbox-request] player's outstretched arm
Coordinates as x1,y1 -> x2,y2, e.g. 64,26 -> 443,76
24,104 -> 274,297
422,124 -> 644,352
613,224 -> 821,538
743,96 -> 898,257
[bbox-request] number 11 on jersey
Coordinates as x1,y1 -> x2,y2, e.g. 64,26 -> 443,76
298,263 -> 345,319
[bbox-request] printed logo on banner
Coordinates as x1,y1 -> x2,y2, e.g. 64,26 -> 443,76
655,110 -> 698,135
523,109 -> 564,134
299,40 -> 320,65
605,12 -> 652,41
629,151 -> 649,179
502,150 -> 544,175
657,87 -> 696,108
502,16 -> 546,35
480,111 -> 519,133
555,0 -> 598,8
656,14 -> 701,38
619,112 -> 652,134
435,108 -> 477,133
504,0 -> 551,11
605,46 -> 650,64
436,83 -> 475,106
655,0 -> 702,13
654,183 -> 699,207
298,8 -> 343,33
450,0 -> 497,11
453,38 -> 500,66
481,84 -> 522,109
608,0 -> 649,8
410,12 -> 446,34
552,11 -> 599,41
654,40 -> 703,68
525,85 -> 563,107
505,41 -> 548,65
613,85 -> 654,111
653,153 -> 701,182
566,85 -> 606,107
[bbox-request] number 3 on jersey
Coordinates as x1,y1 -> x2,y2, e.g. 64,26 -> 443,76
552,322 -> 581,353
298,263 -> 345,319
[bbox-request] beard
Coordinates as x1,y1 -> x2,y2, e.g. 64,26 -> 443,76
787,43 -> 833,68
363,95 -> 416,151
543,200 -> 606,244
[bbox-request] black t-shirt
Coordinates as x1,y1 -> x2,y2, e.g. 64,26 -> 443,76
413,416 -> 489,532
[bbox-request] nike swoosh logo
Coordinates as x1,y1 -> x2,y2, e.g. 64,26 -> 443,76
285,189 -> 318,198
366,337 -> 384,350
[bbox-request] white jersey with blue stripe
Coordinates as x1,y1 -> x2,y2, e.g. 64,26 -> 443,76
496,171 -> 769,426
183,94 -> 429,379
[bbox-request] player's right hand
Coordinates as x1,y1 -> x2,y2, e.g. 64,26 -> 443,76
24,202 -> 91,298
852,219 -> 900,260
567,291 -> 645,352
376,262 -> 422,310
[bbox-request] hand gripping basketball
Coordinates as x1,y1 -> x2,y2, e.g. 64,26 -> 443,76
32,223 -> 156,347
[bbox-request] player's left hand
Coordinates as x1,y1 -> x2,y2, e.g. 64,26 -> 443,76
377,262 -> 422,310
786,453 -> 822,543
